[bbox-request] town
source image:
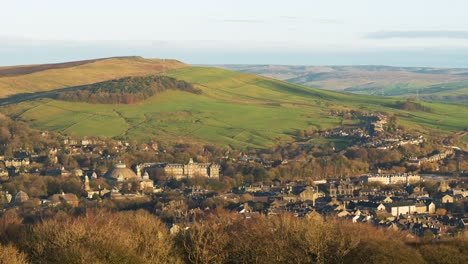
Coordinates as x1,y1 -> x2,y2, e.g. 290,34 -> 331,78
1,112 -> 467,240
3,2 -> 468,261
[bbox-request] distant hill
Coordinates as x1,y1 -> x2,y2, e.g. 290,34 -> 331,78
1,61 -> 466,149
217,64 -> 468,103
0,56 -> 186,98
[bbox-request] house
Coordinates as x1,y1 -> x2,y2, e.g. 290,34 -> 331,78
407,157 -> 421,167
415,203 -> 427,214
329,180 -> 355,197
281,194 -> 298,203
377,203 -> 386,211
386,202 -> 416,216
428,202 -> 436,214
441,194 -> 454,204
383,196 -> 393,203
299,186 -> 325,202
452,188 -> 468,198
48,193 -> 79,207
354,201 -> 379,212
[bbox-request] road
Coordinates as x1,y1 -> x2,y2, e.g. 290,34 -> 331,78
0,85 -> 84,107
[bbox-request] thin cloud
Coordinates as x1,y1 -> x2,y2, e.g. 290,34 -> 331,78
310,18 -> 343,24
279,16 -> 300,20
215,19 -> 264,23
365,30 -> 468,39
279,16 -> 342,24
214,17 -> 342,24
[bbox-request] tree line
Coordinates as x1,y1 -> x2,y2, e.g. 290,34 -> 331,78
0,208 -> 466,264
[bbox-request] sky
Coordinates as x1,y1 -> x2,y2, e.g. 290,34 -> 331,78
1,0 -> 468,67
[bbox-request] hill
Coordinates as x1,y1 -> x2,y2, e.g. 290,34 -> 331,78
0,56 -> 186,98
0,62 -> 466,149
0,58 -> 105,77
217,64 -> 468,103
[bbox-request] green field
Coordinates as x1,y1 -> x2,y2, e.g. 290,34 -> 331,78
1,65 -> 467,149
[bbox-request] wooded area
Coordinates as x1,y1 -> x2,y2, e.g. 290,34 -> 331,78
0,209 -> 466,264
57,75 -> 201,104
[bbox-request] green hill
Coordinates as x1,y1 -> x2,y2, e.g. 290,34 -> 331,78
0,59 -> 466,149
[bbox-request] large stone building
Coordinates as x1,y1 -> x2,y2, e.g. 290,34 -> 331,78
102,162 -> 154,192
104,162 -> 140,182
329,180 -> 355,197
138,158 -> 220,180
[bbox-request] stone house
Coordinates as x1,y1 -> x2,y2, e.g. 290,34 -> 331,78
415,203 -> 428,214
386,202 -> 416,216
299,186 -> 325,202
441,194 -> 454,204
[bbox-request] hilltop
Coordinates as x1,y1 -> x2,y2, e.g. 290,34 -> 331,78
218,64 -> 468,103
0,58 -> 466,149
0,56 -> 186,98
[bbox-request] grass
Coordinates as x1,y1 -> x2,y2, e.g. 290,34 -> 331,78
1,66 -> 467,149
0,57 -> 186,98
461,134 -> 468,149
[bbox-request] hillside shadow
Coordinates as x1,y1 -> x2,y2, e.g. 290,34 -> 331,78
0,85 -> 85,107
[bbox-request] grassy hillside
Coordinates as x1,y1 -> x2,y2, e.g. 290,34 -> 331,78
0,56 -> 186,98
218,64 -> 468,103
1,66 -> 467,149
0,58 -> 104,77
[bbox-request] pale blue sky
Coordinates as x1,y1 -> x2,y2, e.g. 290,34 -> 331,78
1,0 -> 468,67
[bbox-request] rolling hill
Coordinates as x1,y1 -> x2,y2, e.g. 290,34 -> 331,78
217,64 -> 468,103
0,58 -> 467,149
0,56 -> 186,98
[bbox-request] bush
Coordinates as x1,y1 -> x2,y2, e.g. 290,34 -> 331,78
0,243 -> 28,264
17,209 -> 179,264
